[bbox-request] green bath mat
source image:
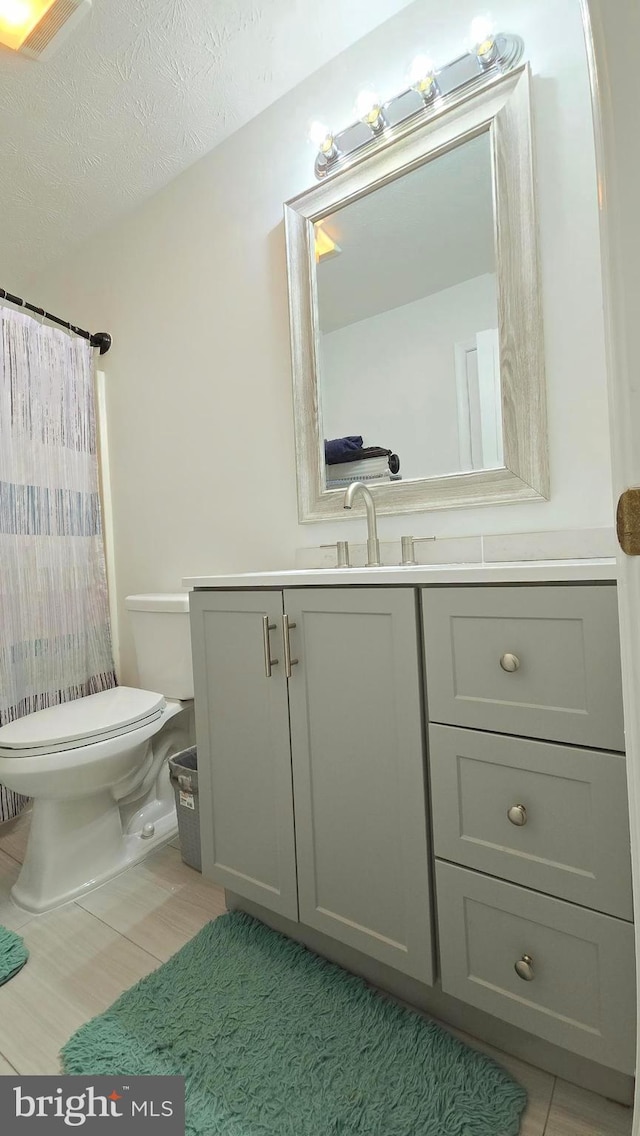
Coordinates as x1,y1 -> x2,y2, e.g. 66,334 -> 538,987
62,911 -> 526,1135
0,924 -> 28,986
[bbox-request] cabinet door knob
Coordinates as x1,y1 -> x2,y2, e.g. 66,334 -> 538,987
515,954 -> 534,981
507,803 -> 527,827
500,652 -> 520,672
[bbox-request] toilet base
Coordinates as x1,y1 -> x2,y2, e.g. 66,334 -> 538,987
10,793 -> 179,914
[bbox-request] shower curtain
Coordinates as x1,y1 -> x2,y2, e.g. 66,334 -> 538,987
0,305 -> 116,823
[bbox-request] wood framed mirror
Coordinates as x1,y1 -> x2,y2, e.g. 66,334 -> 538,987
284,65 -> 547,523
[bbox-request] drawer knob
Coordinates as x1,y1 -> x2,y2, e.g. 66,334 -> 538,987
515,954 -> 535,981
507,803 -> 528,827
500,652 -> 520,672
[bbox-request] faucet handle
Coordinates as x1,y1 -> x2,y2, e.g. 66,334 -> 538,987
400,536 -> 417,566
336,541 -> 351,568
320,541 -> 352,567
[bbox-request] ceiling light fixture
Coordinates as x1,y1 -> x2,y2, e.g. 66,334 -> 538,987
0,0 -> 53,50
309,18 -> 524,179
0,0 -> 91,61
314,226 -> 341,263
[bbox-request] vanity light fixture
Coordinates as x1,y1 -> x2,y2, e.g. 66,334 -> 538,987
309,17 -> 523,179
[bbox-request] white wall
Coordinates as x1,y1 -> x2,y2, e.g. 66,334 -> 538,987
31,0 -> 611,680
321,274 -> 498,480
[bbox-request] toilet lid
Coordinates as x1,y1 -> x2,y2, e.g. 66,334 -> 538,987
0,687 -> 166,754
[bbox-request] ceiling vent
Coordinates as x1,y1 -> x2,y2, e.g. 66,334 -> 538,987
0,0 -> 91,61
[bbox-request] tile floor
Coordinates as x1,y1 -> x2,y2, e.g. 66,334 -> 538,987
0,810 -> 633,1135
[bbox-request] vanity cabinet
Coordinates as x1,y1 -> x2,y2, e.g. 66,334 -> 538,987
190,578 -> 634,1077
190,587 -> 434,984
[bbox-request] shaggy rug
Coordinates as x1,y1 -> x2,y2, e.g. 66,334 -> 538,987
62,911 -> 527,1135
0,924 -> 28,986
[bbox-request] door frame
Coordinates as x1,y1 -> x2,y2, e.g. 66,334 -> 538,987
581,3 -> 640,1128
454,328 -> 502,471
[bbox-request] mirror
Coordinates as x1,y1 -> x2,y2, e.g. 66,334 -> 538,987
285,66 -> 547,522
316,131 -> 502,488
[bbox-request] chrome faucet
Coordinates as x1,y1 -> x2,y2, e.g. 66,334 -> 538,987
343,482 -> 381,566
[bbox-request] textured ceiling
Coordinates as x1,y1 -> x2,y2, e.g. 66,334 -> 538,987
0,0 -> 415,287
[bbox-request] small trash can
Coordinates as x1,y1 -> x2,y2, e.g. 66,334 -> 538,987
168,746 -> 201,872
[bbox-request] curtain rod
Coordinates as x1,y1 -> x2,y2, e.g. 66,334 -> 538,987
0,287 -> 112,355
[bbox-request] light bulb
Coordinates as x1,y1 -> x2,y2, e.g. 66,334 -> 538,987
408,55 -> 438,100
470,15 -> 494,44
469,14 -> 498,65
355,89 -> 383,127
308,120 -> 337,160
309,121 -> 331,152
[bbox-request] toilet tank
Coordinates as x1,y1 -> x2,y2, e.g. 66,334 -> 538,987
125,593 -> 194,699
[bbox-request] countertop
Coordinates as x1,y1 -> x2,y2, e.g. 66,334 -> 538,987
183,558 -> 617,589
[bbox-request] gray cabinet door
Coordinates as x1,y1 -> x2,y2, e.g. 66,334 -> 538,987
436,861 -> 636,1073
190,590 -> 298,920
422,585 -> 624,750
430,725 -> 632,919
285,587 -> 434,984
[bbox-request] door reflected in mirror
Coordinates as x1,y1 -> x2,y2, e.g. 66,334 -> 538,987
315,130 -> 503,489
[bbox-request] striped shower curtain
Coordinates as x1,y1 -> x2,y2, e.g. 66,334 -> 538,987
0,306 -> 116,822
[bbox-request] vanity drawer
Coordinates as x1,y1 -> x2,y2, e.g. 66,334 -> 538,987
422,585 -> 624,750
430,725 -> 632,919
435,861 -> 636,1073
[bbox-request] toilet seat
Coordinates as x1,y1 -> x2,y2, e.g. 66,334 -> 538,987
0,687 -> 166,758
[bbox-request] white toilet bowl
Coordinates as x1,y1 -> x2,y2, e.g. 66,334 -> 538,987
0,591 -> 196,914
0,686 -> 192,913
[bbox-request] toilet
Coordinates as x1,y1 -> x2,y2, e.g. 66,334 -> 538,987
0,593 -> 194,914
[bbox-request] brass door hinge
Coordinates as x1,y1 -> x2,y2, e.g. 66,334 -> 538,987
616,488 -> 640,555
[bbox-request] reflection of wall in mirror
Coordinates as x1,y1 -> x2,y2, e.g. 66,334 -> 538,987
319,273 -> 499,482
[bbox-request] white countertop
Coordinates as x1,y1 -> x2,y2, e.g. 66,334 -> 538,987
183,558 -> 617,589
